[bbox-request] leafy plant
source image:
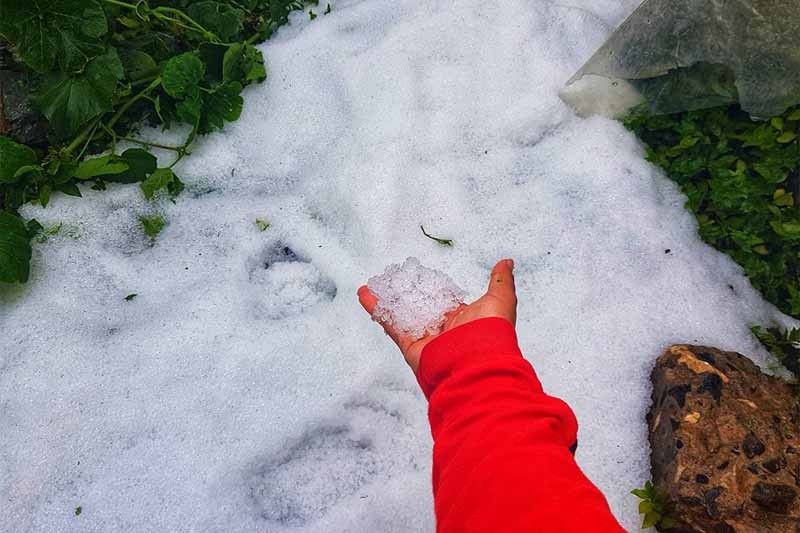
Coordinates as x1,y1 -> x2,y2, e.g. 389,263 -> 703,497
139,214 -> 166,238
624,104 -> 800,372
0,0 -> 326,283
631,481 -> 677,530
752,325 -> 800,376
624,105 -> 800,314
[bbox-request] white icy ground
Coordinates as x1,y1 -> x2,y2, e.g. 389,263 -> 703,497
2,1 -> 797,531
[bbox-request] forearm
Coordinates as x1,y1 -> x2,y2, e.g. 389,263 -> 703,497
418,317 -> 623,532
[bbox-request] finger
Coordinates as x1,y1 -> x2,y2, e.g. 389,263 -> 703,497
486,258 -> 516,302
357,285 -> 377,314
357,285 -> 405,346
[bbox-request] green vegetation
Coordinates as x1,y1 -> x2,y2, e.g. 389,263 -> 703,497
751,326 -> 800,376
420,225 -> 454,247
140,213 -> 166,238
0,0 -> 323,283
631,481 -> 676,530
624,104 -> 800,371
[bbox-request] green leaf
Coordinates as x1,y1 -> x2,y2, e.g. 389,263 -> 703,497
255,218 -> 270,231
26,219 -> 44,239
186,1 -> 244,42
75,155 -> 129,180
774,189 -> 795,207
753,161 -> 788,183
421,225 -> 454,246
2,0 -> 107,72
139,214 -> 166,238
770,221 -> 800,239
788,109 -> 800,121
118,49 -> 159,82
162,53 -> 205,99
641,511 -> 660,529
631,489 -> 649,499
777,131 -> 798,143
58,183 -> 82,197
223,43 -> 267,84
176,93 -> 203,125
140,168 -> 181,200
0,211 -> 33,283
105,149 -> 158,184
201,82 -> 243,132
124,293 -> 137,301
771,117 -> 785,131
39,185 -> 52,208
638,500 -> 654,514
33,49 -> 124,137
0,136 -> 39,184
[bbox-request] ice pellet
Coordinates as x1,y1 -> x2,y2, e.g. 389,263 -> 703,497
367,257 -> 467,339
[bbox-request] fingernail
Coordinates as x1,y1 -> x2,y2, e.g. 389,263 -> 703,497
505,259 -> 514,270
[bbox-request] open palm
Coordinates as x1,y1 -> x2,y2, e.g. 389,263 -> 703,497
358,259 -> 517,372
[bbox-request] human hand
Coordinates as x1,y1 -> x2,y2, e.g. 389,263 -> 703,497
357,259 -> 517,372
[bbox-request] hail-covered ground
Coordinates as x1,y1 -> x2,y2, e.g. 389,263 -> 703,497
1,1 -> 795,531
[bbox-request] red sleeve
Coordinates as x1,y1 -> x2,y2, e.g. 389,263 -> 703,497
416,317 -> 624,533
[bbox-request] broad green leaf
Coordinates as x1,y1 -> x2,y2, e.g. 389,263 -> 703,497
140,168 -> 177,200
777,131 -> 798,143
13,165 -> 43,181
162,53 -> 205,99
33,49 -> 124,137
105,149 -> 158,184
2,0 -> 107,73
119,49 -> 159,82
771,117 -> 784,131
0,136 -> 38,183
788,109 -> 800,121
0,211 -> 33,283
638,500 -> 654,514
223,43 -> 267,84
201,81 -> 243,132
75,155 -> 129,179
176,93 -> 203,125
187,1 -> 244,42
631,489 -> 649,499
58,183 -> 82,197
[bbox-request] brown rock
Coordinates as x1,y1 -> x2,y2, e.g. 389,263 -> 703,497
648,345 -> 800,532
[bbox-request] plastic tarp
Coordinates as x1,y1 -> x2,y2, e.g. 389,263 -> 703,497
561,0 -> 800,119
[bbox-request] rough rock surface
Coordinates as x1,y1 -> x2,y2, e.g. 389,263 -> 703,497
648,345 -> 800,532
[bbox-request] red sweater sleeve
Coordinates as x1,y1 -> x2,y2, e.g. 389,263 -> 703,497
416,317 -> 624,532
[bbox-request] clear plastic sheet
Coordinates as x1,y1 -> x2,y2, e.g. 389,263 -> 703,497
561,0 -> 800,119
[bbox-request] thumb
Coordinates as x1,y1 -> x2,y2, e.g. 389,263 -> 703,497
487,258 -> 516,302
